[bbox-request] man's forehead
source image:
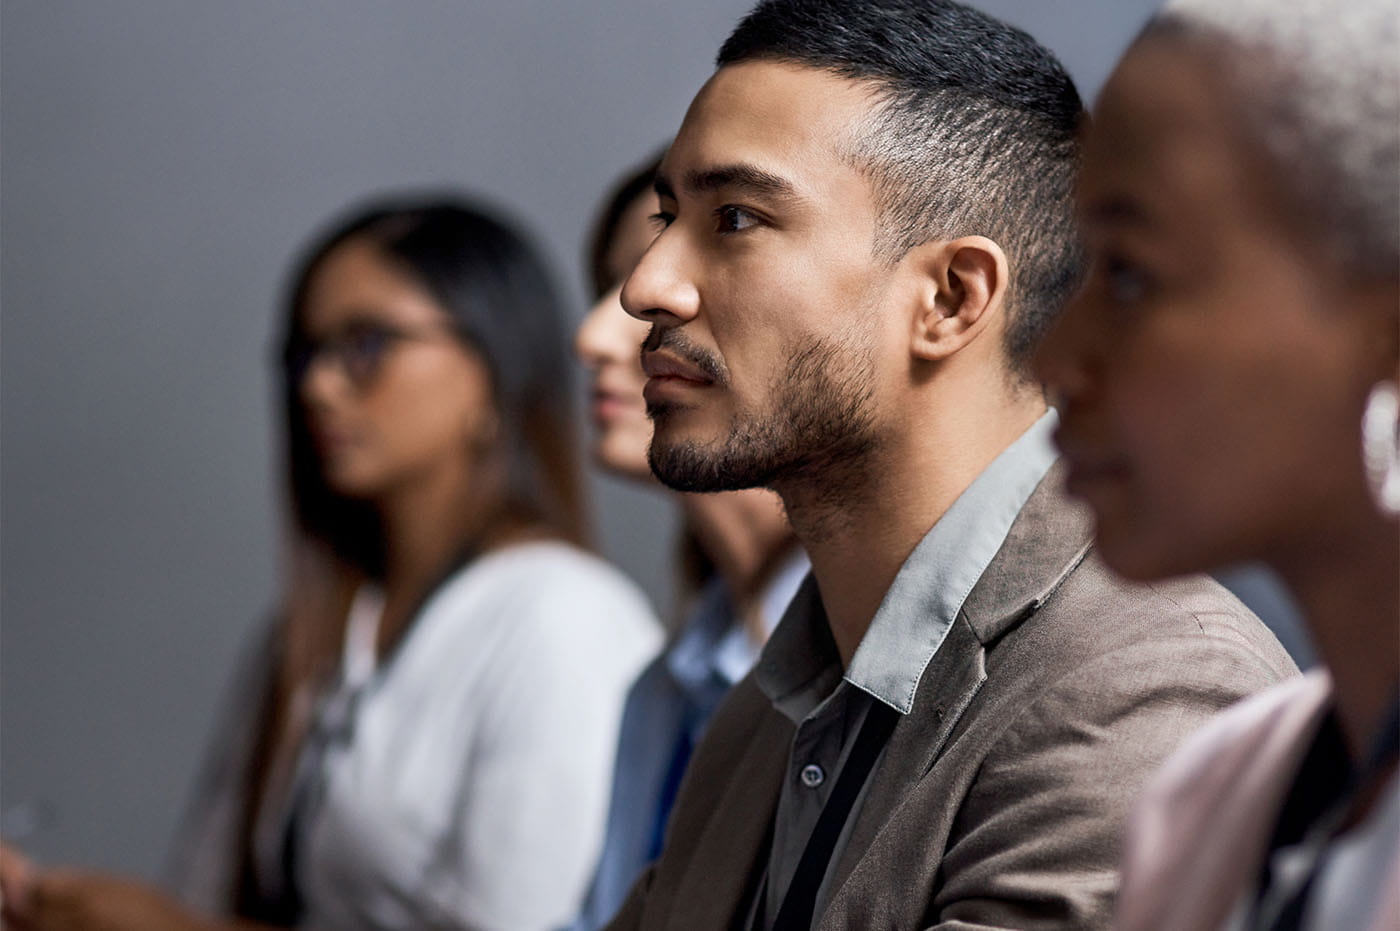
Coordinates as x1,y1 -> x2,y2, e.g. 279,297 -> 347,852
660,60 -> 877,193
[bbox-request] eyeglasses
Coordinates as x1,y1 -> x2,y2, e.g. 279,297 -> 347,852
280,319 -> 457,390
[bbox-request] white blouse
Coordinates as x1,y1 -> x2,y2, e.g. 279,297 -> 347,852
174,541 -> 660,931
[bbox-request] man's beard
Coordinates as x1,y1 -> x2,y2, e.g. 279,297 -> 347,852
645,327 -> 879,495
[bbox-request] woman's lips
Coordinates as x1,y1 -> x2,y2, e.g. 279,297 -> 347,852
590,390 -> 642,425
588,368 -> 647,425
308,421 -> 360,457
1053,426 -> 1131,498
1062,450 -> 1132,499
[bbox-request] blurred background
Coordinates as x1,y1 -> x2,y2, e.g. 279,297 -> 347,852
5,0 -> 1283,881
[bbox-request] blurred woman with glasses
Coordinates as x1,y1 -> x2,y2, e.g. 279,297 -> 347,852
1,197 -> 660,931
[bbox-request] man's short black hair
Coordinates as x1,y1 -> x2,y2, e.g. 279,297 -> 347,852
718,0 -> 1085,379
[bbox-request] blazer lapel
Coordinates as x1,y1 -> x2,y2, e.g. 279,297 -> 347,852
823,614 -> 987,900
664,707 -> 792,930
958,462 -> 1094,646
821,464 -> 1093,908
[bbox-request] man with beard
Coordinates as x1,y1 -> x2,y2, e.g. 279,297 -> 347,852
605,1 -> 1297,929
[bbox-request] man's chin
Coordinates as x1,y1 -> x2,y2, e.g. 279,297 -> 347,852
644,395 -> 695,425
646,406 -> 716,471
647,435 -> 758,494
648,434 -> 711,492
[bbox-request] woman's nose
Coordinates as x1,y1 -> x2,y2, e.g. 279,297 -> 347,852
576,285 -> 627,366
1033,291 -> 1099,403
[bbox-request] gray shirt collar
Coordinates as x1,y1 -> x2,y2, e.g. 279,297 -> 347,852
756,410 -> 1059,717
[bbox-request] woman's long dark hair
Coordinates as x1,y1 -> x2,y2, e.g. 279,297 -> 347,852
281,196 -> 587,571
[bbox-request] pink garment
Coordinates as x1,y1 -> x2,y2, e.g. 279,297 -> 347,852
1116,671 -> 1400,931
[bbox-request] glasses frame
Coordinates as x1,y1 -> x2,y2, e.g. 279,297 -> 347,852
280,318 -> 459,391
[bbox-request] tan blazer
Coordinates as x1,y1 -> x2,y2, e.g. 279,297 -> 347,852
606,468 -> 1297,930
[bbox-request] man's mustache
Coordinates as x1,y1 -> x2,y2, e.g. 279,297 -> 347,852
641,326 -> 728,385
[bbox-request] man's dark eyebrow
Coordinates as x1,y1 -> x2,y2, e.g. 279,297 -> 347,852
686,164 -> 798,199
654,163 -> 801,202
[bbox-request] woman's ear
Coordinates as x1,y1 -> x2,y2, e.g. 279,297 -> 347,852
471,405 -> 503,455
908,235 -> 1009,363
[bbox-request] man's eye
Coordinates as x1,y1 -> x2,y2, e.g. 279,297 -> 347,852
649,211 -> 675,229
715,205 -> 759,234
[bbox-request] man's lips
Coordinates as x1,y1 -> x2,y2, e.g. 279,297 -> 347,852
640,351 -> 715,408
640,351 -> 715,384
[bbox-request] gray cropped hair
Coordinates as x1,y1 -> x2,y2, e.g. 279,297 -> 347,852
1151,0 -> 1399,280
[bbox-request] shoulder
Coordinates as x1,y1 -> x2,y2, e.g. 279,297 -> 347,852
433,540 -> 657,631
956,552 -> 1300,784
408,541 -> 660,679
1048,549 -> 1254,632
1006,550 -> 1297,687
450,539 -> 647,595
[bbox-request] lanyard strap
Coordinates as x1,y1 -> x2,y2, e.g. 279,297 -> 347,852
769,700 -> 900,931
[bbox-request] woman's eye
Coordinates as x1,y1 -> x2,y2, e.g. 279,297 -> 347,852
649,211 -> 675,230
344,325 -> 395,361
1101,254 -> 1152,306
715,205 -> 759,234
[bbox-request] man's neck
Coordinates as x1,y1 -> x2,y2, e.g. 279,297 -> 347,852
780,394 -> 1047,667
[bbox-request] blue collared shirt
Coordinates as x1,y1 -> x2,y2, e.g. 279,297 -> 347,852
563,548 -> 810,931
754,411 -> 1060,927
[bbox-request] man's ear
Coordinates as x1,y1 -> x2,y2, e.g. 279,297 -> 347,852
907,236 -> 1009,362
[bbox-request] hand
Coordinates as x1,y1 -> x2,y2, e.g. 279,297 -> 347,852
1,843 -> 39,925
0,850 -> 205,931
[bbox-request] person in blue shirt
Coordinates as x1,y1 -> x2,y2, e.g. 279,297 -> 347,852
566,156 -> 809,930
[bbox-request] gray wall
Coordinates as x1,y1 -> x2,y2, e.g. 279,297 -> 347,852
2,0 -> 1162,879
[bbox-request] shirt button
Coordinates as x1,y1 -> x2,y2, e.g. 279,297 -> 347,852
800,764 -> 825,788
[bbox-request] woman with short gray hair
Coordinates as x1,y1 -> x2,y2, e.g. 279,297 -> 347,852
1033,1 -> 1399,927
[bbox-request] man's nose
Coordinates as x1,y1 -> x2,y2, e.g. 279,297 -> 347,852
621,228 -> 700,327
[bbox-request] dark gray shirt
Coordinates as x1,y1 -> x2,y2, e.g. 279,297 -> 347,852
753,412 -> 1059,928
